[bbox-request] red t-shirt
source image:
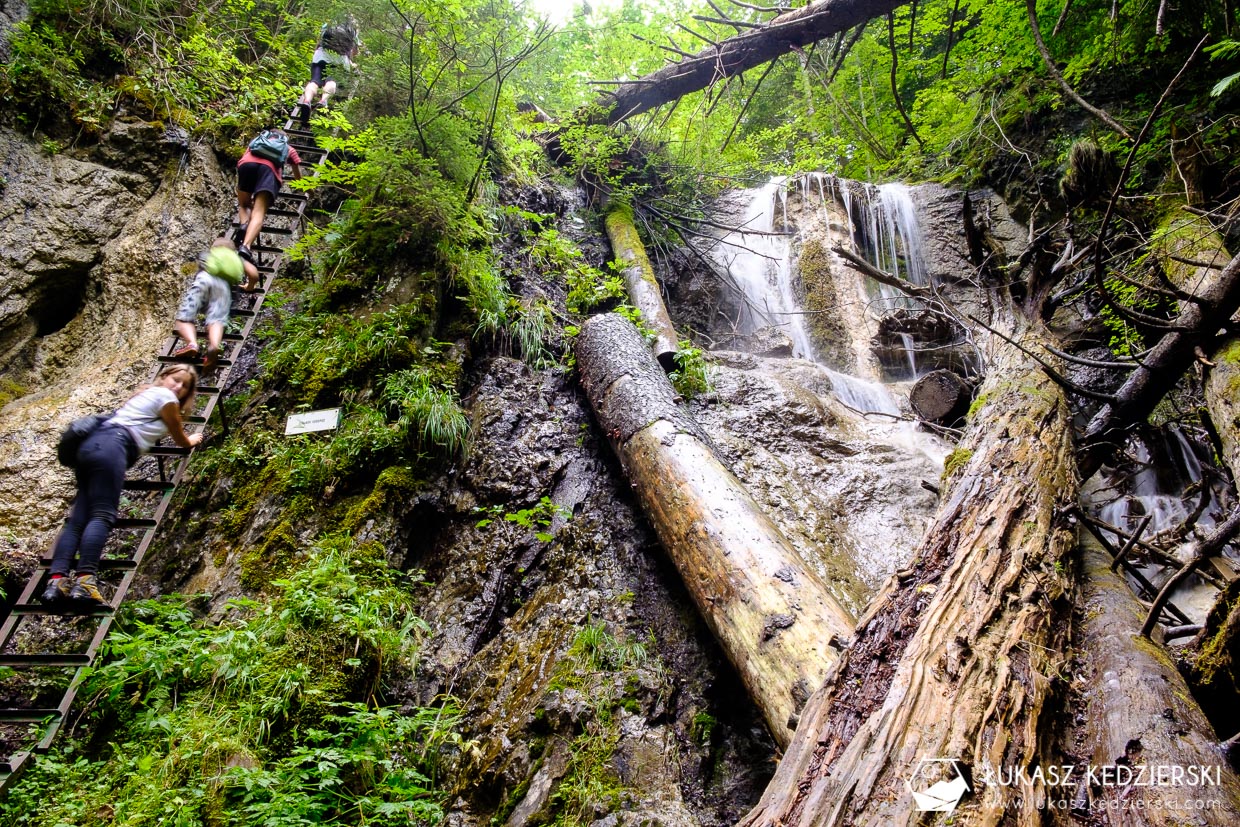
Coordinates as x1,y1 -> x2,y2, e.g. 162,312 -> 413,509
238,145 -> 302,184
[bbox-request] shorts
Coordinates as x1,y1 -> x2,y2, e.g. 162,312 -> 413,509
177,272 -> 232,327
237,161 -> 279,201
311,60 -> 333,85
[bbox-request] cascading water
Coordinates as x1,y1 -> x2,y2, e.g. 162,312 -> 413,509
711,177 -> 816,359
714,176 -> 914,416
1086,426 -> 1236,624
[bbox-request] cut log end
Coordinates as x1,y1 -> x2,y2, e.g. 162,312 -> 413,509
909,369 -> 972,425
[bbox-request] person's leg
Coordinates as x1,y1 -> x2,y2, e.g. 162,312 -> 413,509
48,479 -> 90,576
71,430 -> 128,577
236,188 -> 254,227
320,79 -> 338,106
242,191 -> 273,249
302,80 -> 320,107
173,276 -> 206,356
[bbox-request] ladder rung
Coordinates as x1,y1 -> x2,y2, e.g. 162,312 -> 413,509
0,710 -> 62,724
284,127 -> 315,140
233,222 -> 293,236
156,355 -> 233,366
276,192 -> 308,202
115,517 -> 157,529
39,558 -> 138,571
0,654 -> 91,667
197,385 -> 221,394
149,446 -> 191,457
122,480 -> 175,492
231,309 -> 257,318
252,243 -> 284,253
185,415 -> 208,424
7,604 -> 113,617
266,208 -> 303,219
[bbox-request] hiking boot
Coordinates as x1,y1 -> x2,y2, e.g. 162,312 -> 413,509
69,574 -> 106,606
231,222 -> 248,245
237,243 -> 255,265
203,347 -> 220,370
171,342 -> 200,361
39,575 -> 71,606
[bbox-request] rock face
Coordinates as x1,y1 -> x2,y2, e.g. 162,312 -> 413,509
691,352 -> 941,612
0,125 -> 235,575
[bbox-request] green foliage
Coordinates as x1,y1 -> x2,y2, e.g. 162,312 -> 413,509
669,343 -> 710,399
0,0 -> 301,134
0,536 -> 461,826
475,495 -> 570,543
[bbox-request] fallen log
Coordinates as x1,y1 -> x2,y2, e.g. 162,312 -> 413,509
1080,244 -> 1240,478
604,203 -> 680,371
595,0 -> 908,123
909,368 -> 972,425
741,330 -> 1078,825
574,312 -> 855,746
1076,535 -> 1240,824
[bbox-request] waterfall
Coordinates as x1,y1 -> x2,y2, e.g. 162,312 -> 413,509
712,177 -> 815,359
715,176 -> 914,415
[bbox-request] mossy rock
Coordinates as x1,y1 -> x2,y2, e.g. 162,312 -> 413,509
239,519 -> 301,590
343,465 -> 421,529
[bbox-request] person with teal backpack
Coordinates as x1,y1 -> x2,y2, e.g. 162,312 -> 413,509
235,128 -> 303,265
170,238 -> 258,369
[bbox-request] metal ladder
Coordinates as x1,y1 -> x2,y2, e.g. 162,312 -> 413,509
0,117 -> 327,793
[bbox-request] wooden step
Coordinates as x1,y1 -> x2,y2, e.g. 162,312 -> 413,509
0,710 -> 62,724
122,480 -> 175,492
0,654 -> 91,668
7,603 -> 113,617
157,355 -> 234,366
114,517 -> 157,529
38,558 -> 138,572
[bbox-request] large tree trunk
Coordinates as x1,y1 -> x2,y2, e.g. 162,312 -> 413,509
603,204 -> 679,370
1074,534 -> 1240,824
742,329 -> 1078,825
596,0 -> 907,123
575,312 -> 855,747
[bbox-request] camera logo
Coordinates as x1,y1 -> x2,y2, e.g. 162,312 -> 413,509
906,758 -> 970,813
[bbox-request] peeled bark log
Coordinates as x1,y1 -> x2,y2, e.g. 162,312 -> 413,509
1076,535 -> 1240,823
596,0 -> 907,124
742,330 -> 1078,825
603,204 -> 679,371
575,312 -> 855,746
909,368 -> 971,425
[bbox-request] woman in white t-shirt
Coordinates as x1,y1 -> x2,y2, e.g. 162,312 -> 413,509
42,366 -> 204,607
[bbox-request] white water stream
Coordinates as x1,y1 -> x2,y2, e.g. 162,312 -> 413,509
712,175 -> 927,415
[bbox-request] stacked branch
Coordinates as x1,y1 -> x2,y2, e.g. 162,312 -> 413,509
574,313 -> 856,747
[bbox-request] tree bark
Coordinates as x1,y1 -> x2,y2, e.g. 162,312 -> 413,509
595,0 -> 907,124
604,204 -> 680,371
575,312 -> 856,747
1075,535 -> 1240,824
742,330 -> 1079,825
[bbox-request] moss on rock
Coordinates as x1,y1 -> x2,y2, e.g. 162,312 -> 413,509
796,239 -> 854,371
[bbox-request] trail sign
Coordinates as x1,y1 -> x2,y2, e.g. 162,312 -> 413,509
285,408 -> 341,435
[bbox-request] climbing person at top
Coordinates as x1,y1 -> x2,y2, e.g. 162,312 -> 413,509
170,238 -> 259,369
235,127 -> 302,266
42,365 -> 203,608
295,19 -> 359,124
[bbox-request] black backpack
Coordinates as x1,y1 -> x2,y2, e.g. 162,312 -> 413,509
320,21 -> 356,55
56,413 -> 113,467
